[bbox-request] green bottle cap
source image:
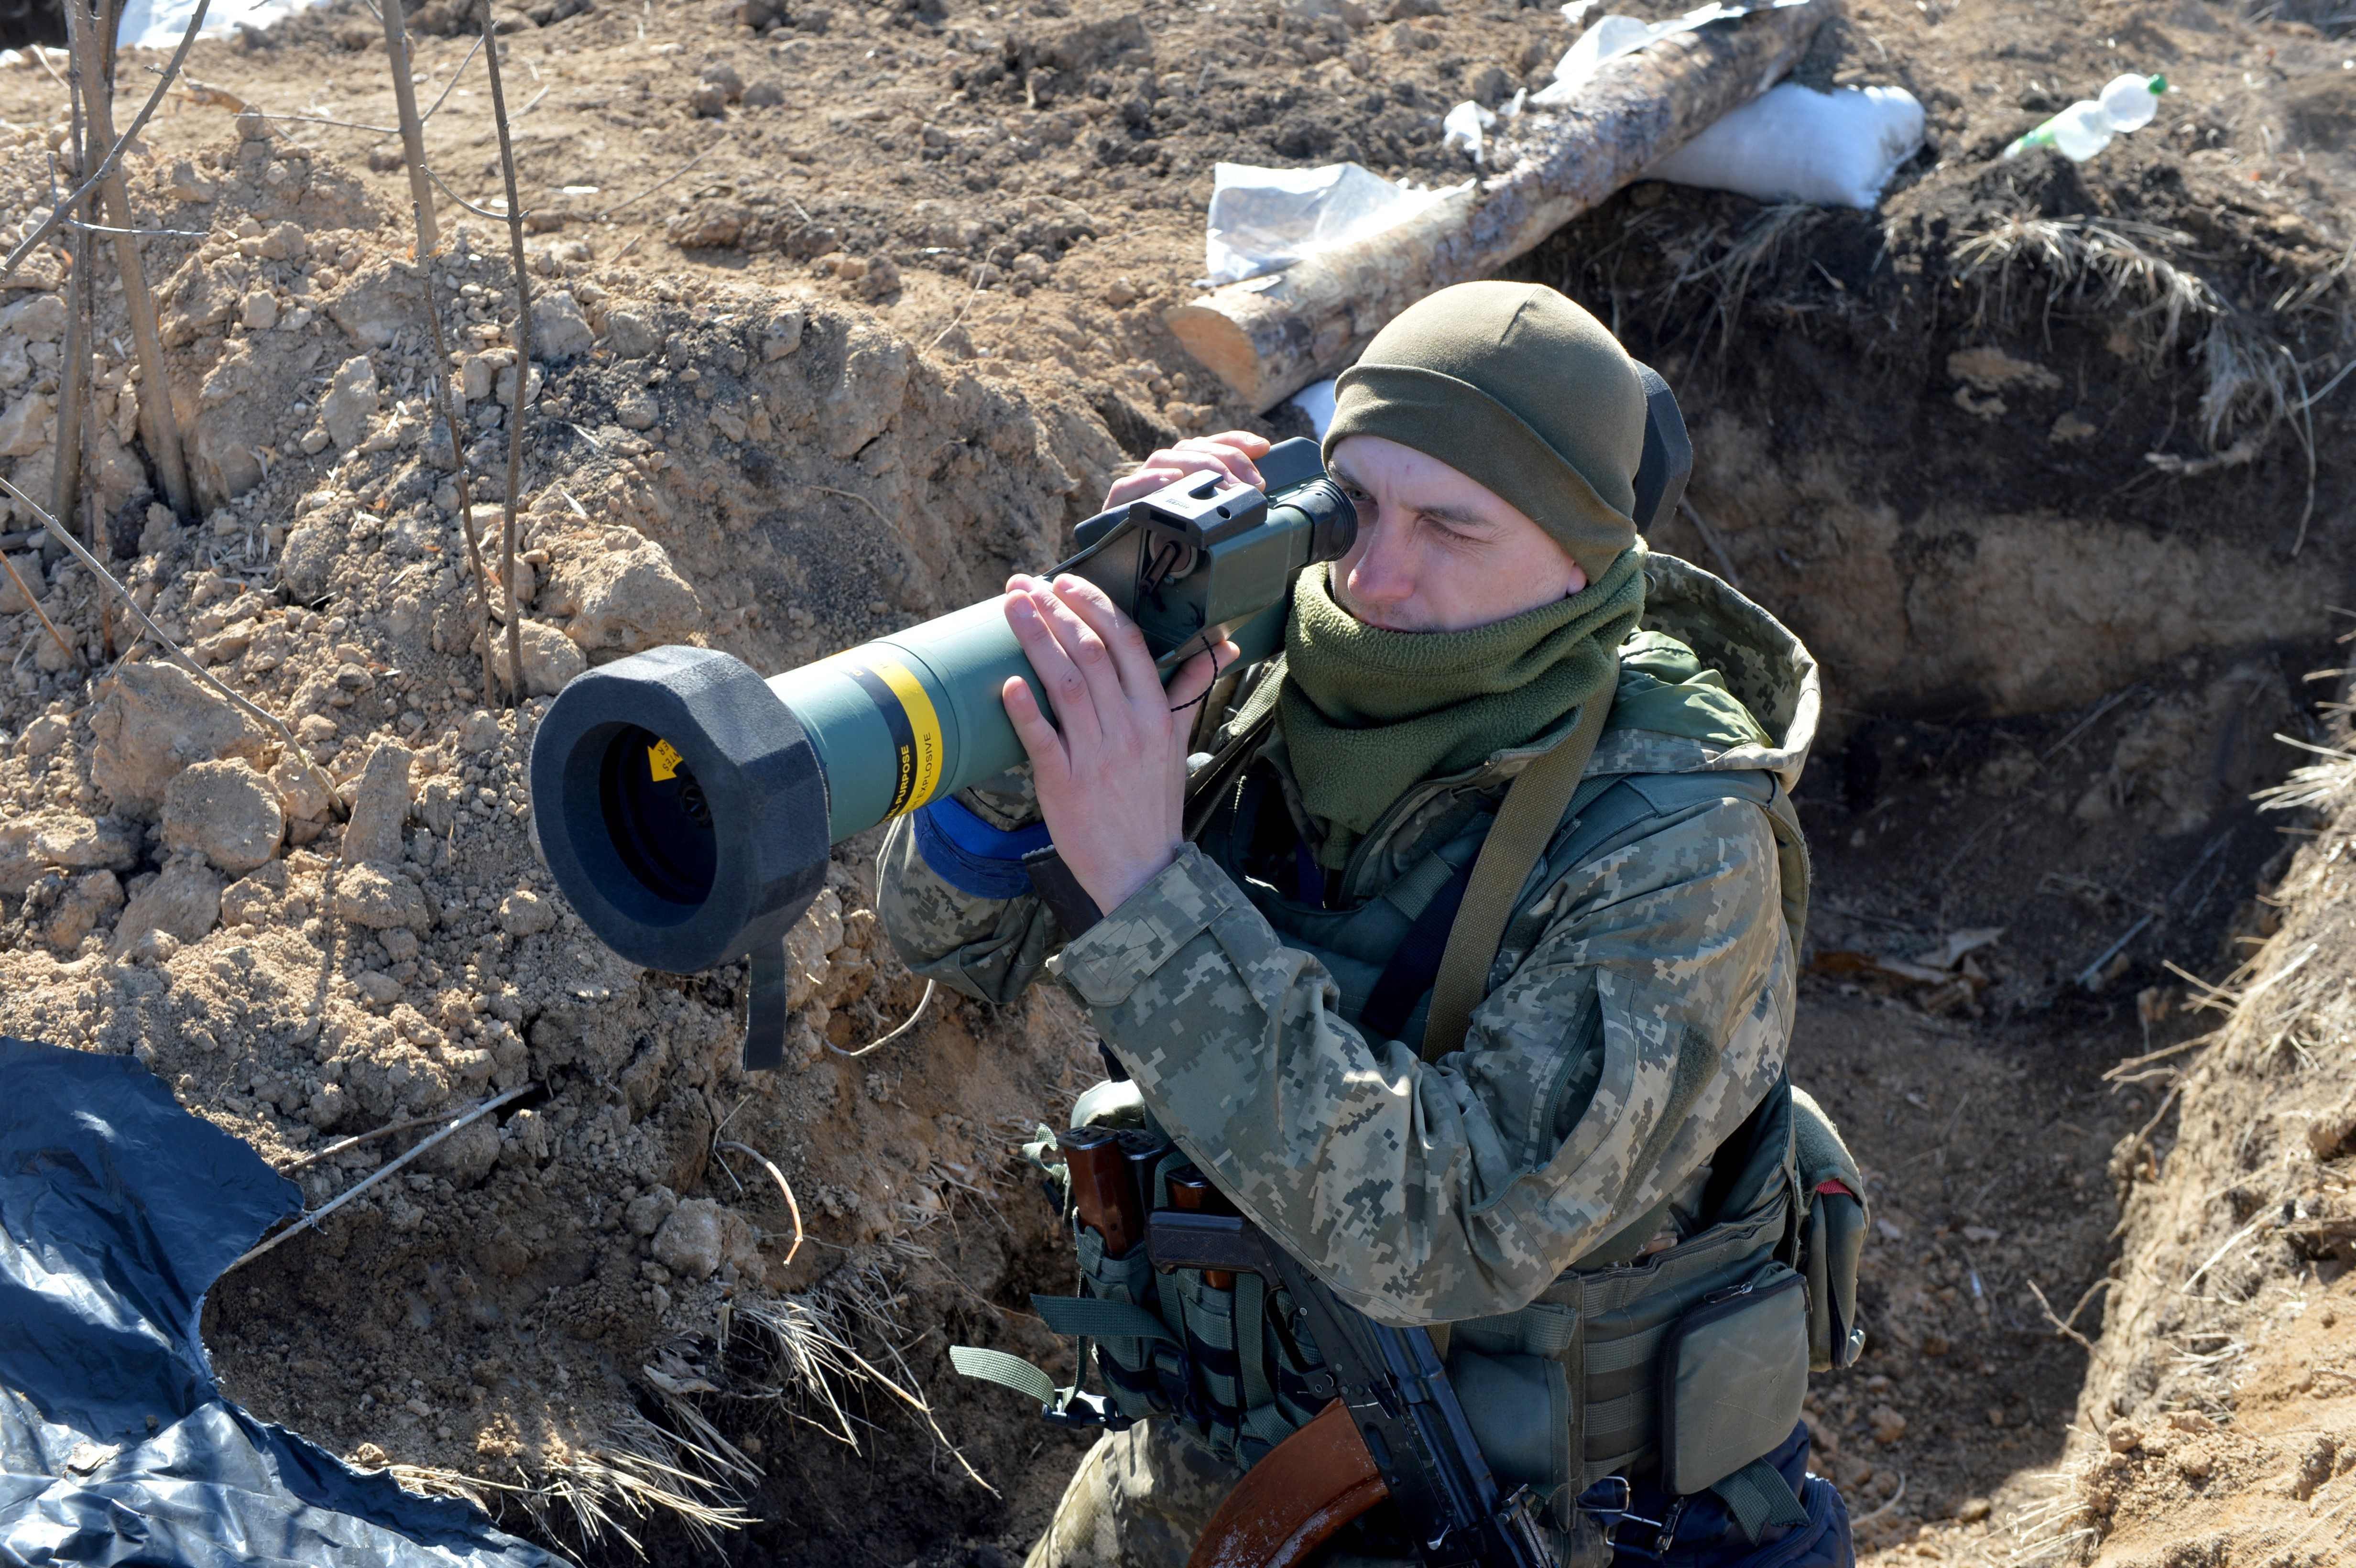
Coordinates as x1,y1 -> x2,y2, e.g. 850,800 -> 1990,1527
2149,75 -> 2168,94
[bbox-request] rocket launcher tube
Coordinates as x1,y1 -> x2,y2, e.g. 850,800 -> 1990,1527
528,439 -> 1353,980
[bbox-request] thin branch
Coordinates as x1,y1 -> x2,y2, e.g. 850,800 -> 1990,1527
0,549 -> 73,666
195,109 -> 400,133
51,35 -> 89,547
227,1083 -> 535,1273
2026,1277 -> 2096,1353
63,216 -> 210,239
805,484 -> 893,531
2104,1029 -> 2220,1081
69,0 -> 194,518
418,250 -> 499,709
1678,497 -> 1744,590
419,33 -> 484,122
422,162 -> 510,222
0,0 -> 211,282
718,1140 -> 806,1269
379,0 -> 438,254
926,267 -> 987,353
482,8 -> 530,706
597,136 -> 727,220
281,1090 -> 514,1173
1850,1473 -> 1907,1527
828,979 -> 934,1060
0,474 -> 344,817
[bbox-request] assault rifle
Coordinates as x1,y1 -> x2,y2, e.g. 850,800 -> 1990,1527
1149,1209 -> 1559,1568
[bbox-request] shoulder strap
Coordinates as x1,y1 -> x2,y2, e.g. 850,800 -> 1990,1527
1421,665 -> 1618,1062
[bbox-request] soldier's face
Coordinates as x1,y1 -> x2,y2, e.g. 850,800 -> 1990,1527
1324,436 -> 1586,634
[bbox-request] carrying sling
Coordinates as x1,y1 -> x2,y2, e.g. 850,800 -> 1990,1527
1418,662 -> 1616,1062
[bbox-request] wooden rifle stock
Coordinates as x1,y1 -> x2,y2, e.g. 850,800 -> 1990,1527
1185,1399 -> 1388,1568
1059,1128 -> 1146,1256
1164,1166 -> 1236,1287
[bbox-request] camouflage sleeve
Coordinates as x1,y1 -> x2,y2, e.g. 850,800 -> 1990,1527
1048,800 -> 1793,1326
874,776 -> 1062,1007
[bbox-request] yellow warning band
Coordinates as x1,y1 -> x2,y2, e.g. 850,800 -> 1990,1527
844,658 -> 946,816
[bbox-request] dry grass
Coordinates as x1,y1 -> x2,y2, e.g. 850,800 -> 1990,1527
2254,735 -> 2356,815
1951,214 -> 2356,468
379,1252 -> 992,1558
2002,1449 -> 2102,1567
1654,201 -> 1837,354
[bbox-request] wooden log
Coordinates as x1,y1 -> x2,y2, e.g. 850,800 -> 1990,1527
1165,0 -> 1836,412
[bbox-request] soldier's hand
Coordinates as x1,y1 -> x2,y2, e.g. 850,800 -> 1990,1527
998,572 -> 1234,916
1103,431 -> 1272,507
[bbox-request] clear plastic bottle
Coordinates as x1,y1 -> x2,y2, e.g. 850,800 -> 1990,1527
2003,74 -> 2168,162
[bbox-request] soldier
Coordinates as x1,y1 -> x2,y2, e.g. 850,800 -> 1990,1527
879,282 -> 1863,1567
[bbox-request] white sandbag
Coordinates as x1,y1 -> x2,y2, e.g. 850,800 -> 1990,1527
1645,82 -> 1925,210
1289,378 -> 1339,440
1203,163 -> 1462,286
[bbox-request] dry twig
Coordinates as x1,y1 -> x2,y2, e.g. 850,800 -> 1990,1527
718,1139 -> 806,1268
1677,497 -> 1743,589
0,475 -> 344,815
378,0 -> 438,253
2026,1277 -> 2097,1352
1,0 -> 210,282
227,1082 -> 535,1273
52,45 -> 90,540
1850,1471 -> 1907,1527
598,136 -> 728,220
0,546 -> 73,666
481,9 -> 530,703
412,238 -> 498,708
67,0 -> 193,520
829,979 -> 934,1060
280,1090 -> 518,1174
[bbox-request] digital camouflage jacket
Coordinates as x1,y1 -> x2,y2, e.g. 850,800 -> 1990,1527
876,552 -> 1819,1328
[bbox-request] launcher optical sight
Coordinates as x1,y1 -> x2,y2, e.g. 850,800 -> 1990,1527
531,370 -> 1691,1069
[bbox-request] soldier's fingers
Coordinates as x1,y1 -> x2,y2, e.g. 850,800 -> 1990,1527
1004,588 -> 1102,749
1152,437 -> 1262,491
1050,575 -> 1158,703
1000,676 -> 1071,789
1103,465 -> 1188,507
1025,577 -> 1131,739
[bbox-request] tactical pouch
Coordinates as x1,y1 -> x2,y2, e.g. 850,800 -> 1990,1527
1444,1303 -> 1579,1499
1073,1226 -> 1176,1424
1789,1087 -> 1868,1372
1657,1264 -> 1809,1498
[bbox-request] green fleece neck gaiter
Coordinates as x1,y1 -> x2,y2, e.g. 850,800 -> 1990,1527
1279,544 -> 1647,868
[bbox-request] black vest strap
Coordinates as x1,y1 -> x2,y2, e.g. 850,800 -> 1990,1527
1358,855 -> 1476,1042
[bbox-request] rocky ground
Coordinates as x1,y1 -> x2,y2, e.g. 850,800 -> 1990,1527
0,0 -> 2353,1562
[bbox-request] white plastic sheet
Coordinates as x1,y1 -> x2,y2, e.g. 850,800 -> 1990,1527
1534,1 -> 1813,106
115,0 -> 316,50
1203,162 -> 1461,287
1646,82 -> 1925,209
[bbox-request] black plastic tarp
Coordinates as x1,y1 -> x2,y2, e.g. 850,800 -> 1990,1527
0,1036 -> 564,1567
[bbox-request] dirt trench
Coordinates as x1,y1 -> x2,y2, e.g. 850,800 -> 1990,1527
0,0 -> 2353,1562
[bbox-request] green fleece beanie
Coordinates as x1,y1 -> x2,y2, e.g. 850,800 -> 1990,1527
1321,282 -> 1646,584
